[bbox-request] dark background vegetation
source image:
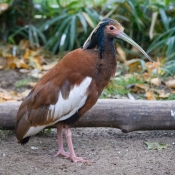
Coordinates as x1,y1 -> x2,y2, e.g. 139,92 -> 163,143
0,0 -> 174,58
0,0 -> 175,100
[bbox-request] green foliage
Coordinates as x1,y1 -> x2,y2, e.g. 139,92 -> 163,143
144,141 -> 168,150
9,24 -> 46,48
15,79 -> 30,88
101,0 -> 151,51
167,93 -> 175,100
0,129 -> 13,140
39,1 -> 101,53
102,0 -> 175,75
102,75 -> 144,98
0,0 -> 175,76
147,8 -> 175,60
39,128 -> 52,136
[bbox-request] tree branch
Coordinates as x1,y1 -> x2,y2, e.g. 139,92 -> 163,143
1,100 -> 175,132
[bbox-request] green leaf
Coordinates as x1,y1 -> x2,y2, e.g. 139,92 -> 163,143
127,0 -> 142,30
159,8 -> 169,30
31,25 -> 39,47
8,26 -> 28,43
77,12 -> 87,33
166,36 -> 175,55
49,16 -> 72,53
52,24 -> 70,54
69,15 -> 77,50
35,27 -> 47,45
40,13 -> 68,31
82,12 -> 95,28
28,25 -> 34,48
144,141 -> 168,150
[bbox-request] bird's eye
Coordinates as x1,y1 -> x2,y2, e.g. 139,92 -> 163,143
110,26 -> 114,30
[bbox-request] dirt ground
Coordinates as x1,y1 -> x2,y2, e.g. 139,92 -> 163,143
0,70 -> 175,175
1,129 -> 175,175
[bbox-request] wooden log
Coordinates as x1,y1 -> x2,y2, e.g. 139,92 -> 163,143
0,100 -> 175,132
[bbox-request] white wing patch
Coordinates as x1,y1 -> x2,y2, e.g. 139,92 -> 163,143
24,125 -> 45,138
52,77 -> 92,122
23,77 -> 92,139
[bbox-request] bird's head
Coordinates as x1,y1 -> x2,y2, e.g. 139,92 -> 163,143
83,18 -> 152,62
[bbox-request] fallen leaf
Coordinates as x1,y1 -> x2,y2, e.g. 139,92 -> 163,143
19,69 -> 30,73
21,90 -> 31,97
166,79 -> 175,89
158,92 -> 170,98
116,44 -> 126,63
28,82 -> 37,87
146,60 -> 163,75
0,88 -> 30,102
0,97 -> 6,103
130,84 -> 149,93
24,49 -> 46,69
23,49 -> 31,59
0,92 -> 13,100
154,89 -> 170,98
19,40 -> 30,50
146,91 -> 156,100
42,62 -> 57,71
28,56 -> 43,70
151,78 -> 161,86
127,59 -> 144,73
0,88 -> 21,102
143,72 -> 151,82
5,55 -> 29,69
144,141 -> 168,150
123,74 -> 133,79
29,68 -> 43,78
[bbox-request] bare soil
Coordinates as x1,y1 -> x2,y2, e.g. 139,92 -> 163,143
0,70 -> 175,175
1,129 -> 175,175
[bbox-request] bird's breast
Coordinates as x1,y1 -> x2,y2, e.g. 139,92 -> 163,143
94,54 -> 117,92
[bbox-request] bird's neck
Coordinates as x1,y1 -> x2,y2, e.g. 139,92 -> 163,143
95,37 -> 117,94
99,36 -> 116,59
106,37 -> 116,56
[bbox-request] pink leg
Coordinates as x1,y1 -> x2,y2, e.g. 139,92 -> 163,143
54,125 -> 70,158
65,126 -> 88,163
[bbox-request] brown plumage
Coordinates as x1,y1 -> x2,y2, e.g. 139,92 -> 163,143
16,18 -> 152,162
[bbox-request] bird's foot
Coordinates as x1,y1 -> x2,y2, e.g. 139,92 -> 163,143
54,151 -> 88,163
54,150 -> 70,158
70,156 -> 89,163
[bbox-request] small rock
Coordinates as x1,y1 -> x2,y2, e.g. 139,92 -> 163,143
31,146 -> 38,150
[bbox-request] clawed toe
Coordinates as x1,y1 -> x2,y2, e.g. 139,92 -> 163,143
70,156 -> 89,163
54,151 -> 70,158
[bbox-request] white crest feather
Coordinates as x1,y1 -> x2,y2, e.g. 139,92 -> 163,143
82,21 -> 103,50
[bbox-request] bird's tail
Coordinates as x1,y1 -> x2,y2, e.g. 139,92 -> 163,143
18,136 -> 31,145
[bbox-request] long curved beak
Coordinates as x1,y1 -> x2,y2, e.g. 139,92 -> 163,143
117,32 -> 153,62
